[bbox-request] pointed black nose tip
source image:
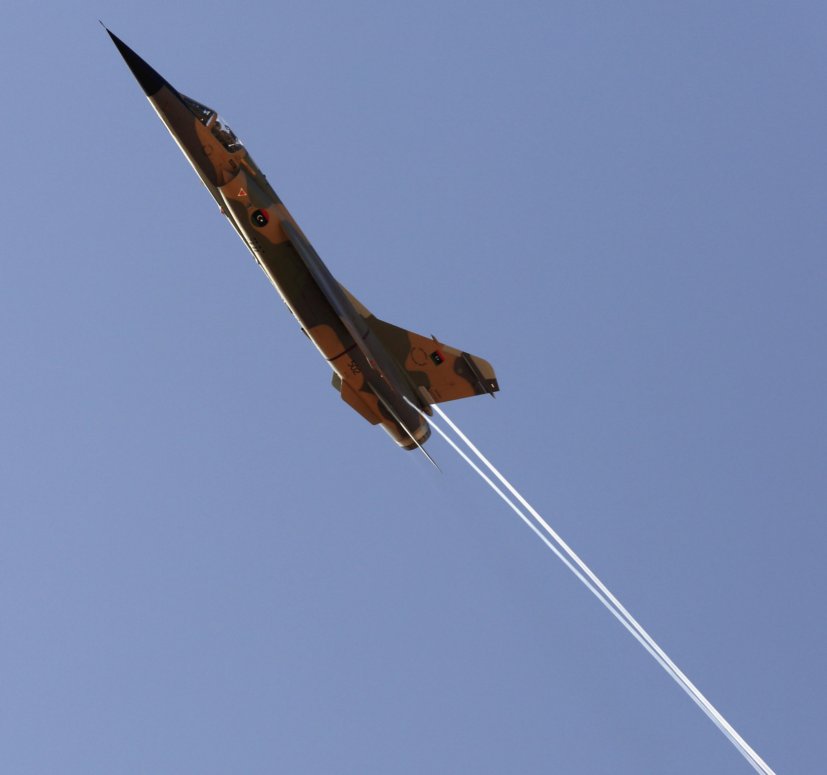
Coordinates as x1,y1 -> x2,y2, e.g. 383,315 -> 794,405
105,28 -> 168,96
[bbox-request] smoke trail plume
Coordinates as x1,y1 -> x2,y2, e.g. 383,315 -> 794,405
413,400 -> 775,775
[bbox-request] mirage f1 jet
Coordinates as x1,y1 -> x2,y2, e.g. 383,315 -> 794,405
106,28 -> 499,456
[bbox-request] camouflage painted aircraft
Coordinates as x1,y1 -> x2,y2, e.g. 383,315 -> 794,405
106,28 -> 499,456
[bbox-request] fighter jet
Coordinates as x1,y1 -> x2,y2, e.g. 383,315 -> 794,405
106,28 -> 499,455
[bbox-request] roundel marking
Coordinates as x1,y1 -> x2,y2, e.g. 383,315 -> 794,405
251,209 -> 269,227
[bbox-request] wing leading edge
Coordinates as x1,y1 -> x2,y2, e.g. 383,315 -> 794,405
340,288 -> 499,405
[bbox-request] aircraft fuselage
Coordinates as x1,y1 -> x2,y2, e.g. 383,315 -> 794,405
107,28 -> 499,452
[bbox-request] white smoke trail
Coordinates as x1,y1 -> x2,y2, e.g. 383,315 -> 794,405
424,413 -> 702,685
421,402 -> 775,775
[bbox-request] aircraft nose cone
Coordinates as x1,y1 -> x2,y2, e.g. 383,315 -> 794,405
104,26 -> 168,96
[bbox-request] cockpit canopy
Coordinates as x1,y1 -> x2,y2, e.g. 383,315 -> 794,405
182,93 -> 244,153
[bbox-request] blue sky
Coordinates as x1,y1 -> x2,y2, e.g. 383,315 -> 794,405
2,2 -> 825,773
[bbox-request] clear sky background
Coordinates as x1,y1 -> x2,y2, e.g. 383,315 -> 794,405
2,2 -> 825,773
